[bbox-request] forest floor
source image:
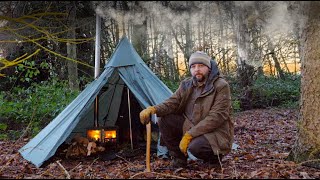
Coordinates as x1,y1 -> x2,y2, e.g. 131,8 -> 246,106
0,108 -> 319,179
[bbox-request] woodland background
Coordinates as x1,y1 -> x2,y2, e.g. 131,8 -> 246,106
0,1 -> 319,179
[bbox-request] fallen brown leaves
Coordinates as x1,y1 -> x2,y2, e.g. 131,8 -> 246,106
1,108 -> 319,179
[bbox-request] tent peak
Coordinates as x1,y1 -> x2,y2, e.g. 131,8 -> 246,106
105,36 -> 144,68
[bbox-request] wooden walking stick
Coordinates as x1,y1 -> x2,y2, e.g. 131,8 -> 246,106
146,121 -> 151,172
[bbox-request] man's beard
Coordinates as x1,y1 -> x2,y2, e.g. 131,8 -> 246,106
193,74 -> 207,82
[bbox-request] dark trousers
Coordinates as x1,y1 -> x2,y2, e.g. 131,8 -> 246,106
158,114 -> 221,163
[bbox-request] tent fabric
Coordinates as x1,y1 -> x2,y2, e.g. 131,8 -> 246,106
70,70 -> 124,135
19,36 -> 172,168
117,63 -> 172,107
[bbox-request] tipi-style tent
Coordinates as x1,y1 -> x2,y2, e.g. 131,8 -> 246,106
19,36 -> 172,168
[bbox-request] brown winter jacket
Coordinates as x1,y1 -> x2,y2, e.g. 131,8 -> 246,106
154,60 -> 234,155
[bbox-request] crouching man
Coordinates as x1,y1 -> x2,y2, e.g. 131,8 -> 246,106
140,51 -> 234,168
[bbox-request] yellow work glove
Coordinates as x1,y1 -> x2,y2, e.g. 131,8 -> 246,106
179,132 -> 193,156
139,106 -> 156,125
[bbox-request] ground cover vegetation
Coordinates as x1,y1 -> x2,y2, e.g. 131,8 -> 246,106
0,74 -> 300,141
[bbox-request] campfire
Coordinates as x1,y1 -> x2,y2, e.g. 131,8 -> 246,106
64,127 -> 118,159
86,127 -> 118,144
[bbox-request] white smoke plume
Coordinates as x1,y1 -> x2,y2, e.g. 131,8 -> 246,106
93,1 -> 305,64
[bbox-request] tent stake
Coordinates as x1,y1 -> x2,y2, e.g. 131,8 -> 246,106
127,87 -> 133,150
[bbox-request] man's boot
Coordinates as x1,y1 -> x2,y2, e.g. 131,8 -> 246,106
167,150 -> 187,168
170,157 -> 187,168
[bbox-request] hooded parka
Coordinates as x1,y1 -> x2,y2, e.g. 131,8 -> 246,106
154,60 -> 234,155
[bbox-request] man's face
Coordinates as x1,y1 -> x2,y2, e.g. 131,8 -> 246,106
190,64 -> 210,82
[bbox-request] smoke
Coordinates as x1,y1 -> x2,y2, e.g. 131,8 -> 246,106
92,1 -> 306,61
93,1 -> 307,39
259,2 -> 307,44
93,1 -> 216,33
235,1 -> 255,8
263,2 -> 293,38
93,1 -> 215,59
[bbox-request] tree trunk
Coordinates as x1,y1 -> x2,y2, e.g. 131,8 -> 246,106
67,3 -> 79,91
166,35 -> 175,81
170,17 -> 192,76
289,1 -> 320,168
267,57 -> 273,76
131,1 -> 148,62
288,1 -> 303,67
150,16 -> 157,72
185,19 -> 192,71
231,2 -> 255,110
217,1 -> 227,74
266,36 -> 285,79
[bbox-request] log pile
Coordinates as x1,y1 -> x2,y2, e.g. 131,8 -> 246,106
65,136 -> 105,158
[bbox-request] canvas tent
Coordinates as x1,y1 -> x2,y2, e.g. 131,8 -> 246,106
19,36 -> 172,168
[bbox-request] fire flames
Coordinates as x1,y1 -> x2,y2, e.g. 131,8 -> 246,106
87,130 -> 101,141
87,129 -> 117,142
105,130 -> 117,139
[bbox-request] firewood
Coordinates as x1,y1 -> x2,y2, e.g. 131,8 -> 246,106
66,136 -> 90,158
72,136 -> 89,147
87,142 -> 96,156
65,136 -> 106,158
66,143 -> 87,158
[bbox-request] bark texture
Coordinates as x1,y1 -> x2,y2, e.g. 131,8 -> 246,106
290,1 -> 320,167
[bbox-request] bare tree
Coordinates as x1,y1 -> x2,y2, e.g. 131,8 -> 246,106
0,1 -> 96,89
228,2 -> 256,110
67,2 -> 79,90
266,36 -> 285,79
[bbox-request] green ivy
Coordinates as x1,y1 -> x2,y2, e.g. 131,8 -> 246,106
0,123 -> 7,130
251,75 -> 300,108
0,134 -> 8,140
0,78 -> 80,138
162,79 -> 180,92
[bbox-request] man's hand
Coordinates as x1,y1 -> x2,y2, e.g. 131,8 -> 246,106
139,106 -> 157,125
179,132 -> 193,156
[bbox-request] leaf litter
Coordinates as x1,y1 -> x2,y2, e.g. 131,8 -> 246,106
0,108 -> 319,179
